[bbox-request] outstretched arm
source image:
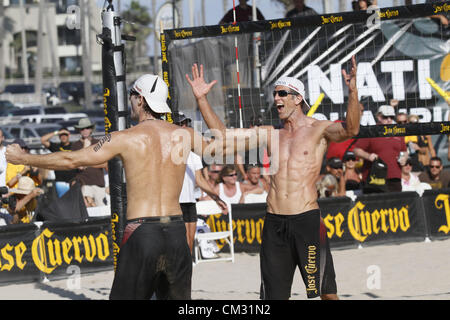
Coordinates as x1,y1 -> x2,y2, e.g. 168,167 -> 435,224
186,64 -> 273,154
324,55 -> 360,143
6,133 -> 122,170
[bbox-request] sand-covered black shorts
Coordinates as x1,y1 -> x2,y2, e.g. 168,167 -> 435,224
181,202 -> 197,223
260,209 -> 337,299
109,215 -> 192,300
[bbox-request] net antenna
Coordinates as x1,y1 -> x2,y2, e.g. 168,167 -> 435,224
232,0 -> 244,129
98,0 -> 135,271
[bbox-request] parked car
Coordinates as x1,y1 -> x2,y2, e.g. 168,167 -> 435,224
0,100 -> 19,117
44,106 -> 68,114
18,113 -> 88,124
2,84 -> 35,94
10,106 -> 45,116
2,123 -> 63,148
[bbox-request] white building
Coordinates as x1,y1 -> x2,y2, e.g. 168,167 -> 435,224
2,0 -> 102,77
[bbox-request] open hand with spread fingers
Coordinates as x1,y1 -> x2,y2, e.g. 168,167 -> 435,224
185,63 -> 217,100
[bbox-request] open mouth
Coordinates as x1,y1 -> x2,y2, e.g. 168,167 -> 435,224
276,104 -> 284,113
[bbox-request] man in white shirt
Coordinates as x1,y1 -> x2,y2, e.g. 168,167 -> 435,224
174,112 -> 227,253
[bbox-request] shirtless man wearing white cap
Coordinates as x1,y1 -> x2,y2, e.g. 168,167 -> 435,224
186,56 -> 361,300
5,74 -> 225,300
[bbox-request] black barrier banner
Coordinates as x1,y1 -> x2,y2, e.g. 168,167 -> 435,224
0,219 -> 113,285
421,188 -> 450,240
318,196 -> 358,249
206,191 -> 431,252
346,192 -> 427,246
0,224 -> 40,284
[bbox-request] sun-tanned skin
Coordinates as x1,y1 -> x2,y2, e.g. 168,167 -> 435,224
186,56 -> 360,300
186,57 -> 360,216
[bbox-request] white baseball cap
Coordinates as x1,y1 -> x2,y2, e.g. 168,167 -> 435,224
377,105 -> 395,117
132,74 -> 171,114
274,77 -> 310,110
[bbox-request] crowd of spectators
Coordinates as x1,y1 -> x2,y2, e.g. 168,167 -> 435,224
0,117 -> 110,225
316,103 -> 450,199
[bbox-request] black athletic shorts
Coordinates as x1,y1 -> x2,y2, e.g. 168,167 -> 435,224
109,215 -> 192,300
260,209 -> 337,299
181,202 -> 197,223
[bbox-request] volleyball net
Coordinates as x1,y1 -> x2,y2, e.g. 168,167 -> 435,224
161,2 -> 450,138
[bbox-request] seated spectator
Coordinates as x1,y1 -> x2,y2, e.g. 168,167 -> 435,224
286,0 -> 318,18
326,157 -> 346,196
40,127 -> 77,197
199,163 -> 223,200
401,157 -> 431,193
6,139 -> 43,189
242,164 -> 268,203
220,0 -> 265,24
405,114 -> 435,172
316,174 -> 339,198
7,176 -> 44,224
342,151 -> 362,195
418,157 -> 450,190
215,165 -> 262,207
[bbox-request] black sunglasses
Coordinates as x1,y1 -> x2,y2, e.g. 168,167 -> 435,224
273,90 -> 298,98
430,165 -> 441,169
382,115 -> 395,120
225,173 -> 238,177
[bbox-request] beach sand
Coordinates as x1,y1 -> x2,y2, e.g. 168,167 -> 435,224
0,238 -> 449,300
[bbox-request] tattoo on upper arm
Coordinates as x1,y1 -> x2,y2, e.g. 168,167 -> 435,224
93,134 -> 112,152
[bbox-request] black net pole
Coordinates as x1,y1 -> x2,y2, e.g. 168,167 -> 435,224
99,0 -> 129,271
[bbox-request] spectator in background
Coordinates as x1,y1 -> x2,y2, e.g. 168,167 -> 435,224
200,163 -> 224,200
8,176 -> 44,224
352,0 -> 377,11
6,139 -> 43,189
418,157 -> 450,190
401,157 -> 431,193
325,157 -> 346,197
326,103 -> 364,161
173,111 -> 226,253
241,164 -> 268,203
40,127 -> 77,197
316,174 -> 339,198
405,114 -> 436,171
220,0 -> 265,24
216,165 -> 262,207
72,118 -> 107,207
342,151 -> 362,195
0,130 -> 6,187
286,0 -> 318,18
353,105 -> 408,193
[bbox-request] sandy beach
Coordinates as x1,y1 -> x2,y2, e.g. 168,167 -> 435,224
0,238 -> 449,300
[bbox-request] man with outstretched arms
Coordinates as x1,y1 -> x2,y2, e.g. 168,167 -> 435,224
185,56 -> 360,300
6,74 -> 225,300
